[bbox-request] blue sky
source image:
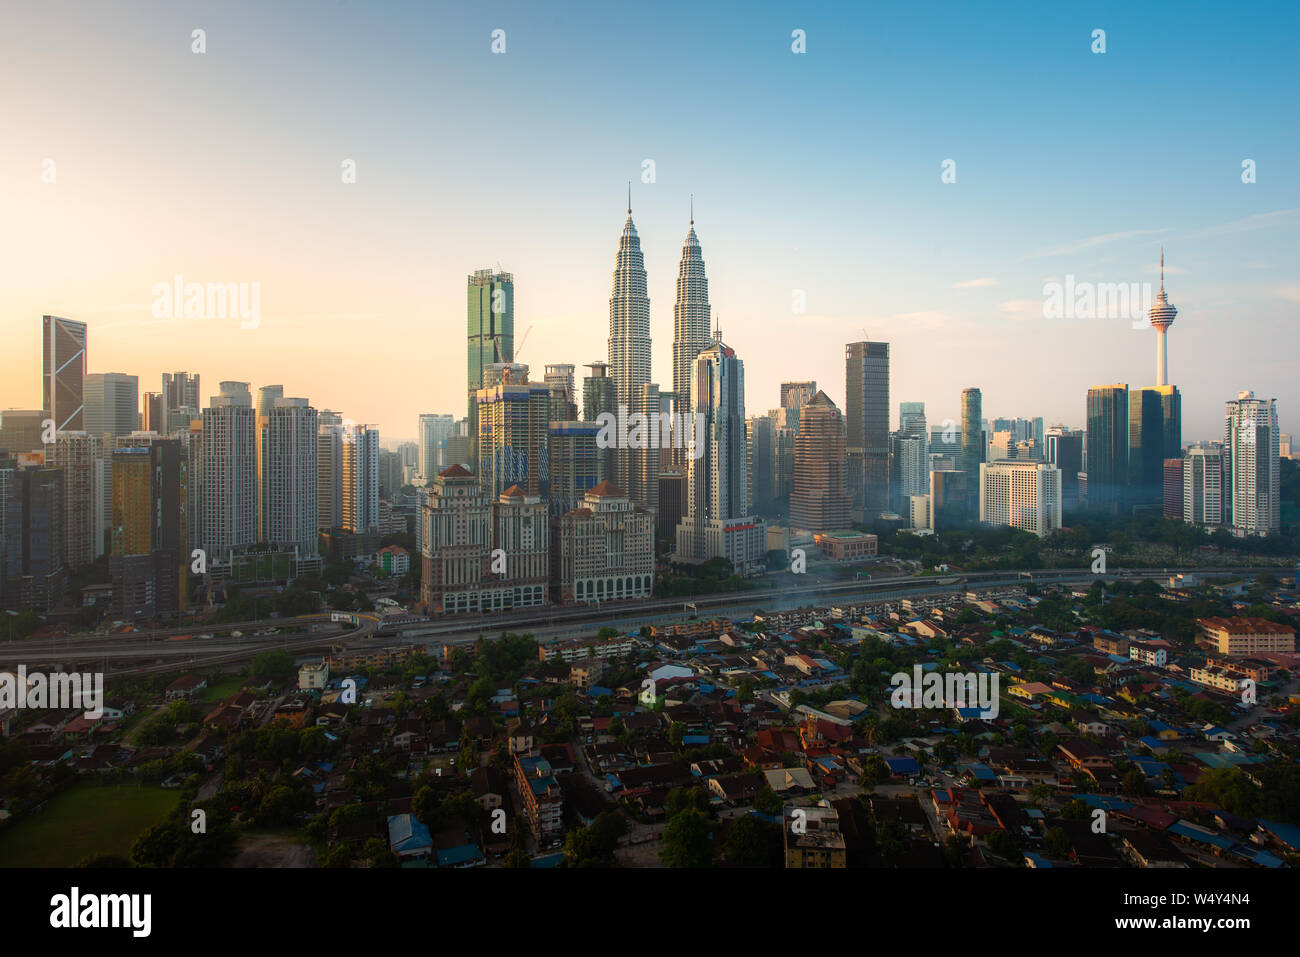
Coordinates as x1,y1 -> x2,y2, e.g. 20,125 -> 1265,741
1,0 -> 1296,442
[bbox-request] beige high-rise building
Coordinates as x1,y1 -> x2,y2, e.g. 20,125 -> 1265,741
552,480 -> 653,604
789,391 -> 851,534
979,460 -> 1062,538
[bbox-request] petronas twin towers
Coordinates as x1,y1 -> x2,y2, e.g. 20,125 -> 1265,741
607,193 -> 713,500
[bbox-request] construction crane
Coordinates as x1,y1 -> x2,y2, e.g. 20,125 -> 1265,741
514,324 -> 533,360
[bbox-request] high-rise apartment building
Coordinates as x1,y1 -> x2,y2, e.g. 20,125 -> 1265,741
259,397 -> 318,553
1224,391 -> 1280,535
45,431 -> 103,568
161,372 -> 201,423
142,392 -> 165,433
256,384 -> 284,417
417,413 -> 456,480
0,457 -> 64,611
200,382 -> 257,554
979,460 -> 1062,537
789,391 -> 852,533
342,424 -> 380,534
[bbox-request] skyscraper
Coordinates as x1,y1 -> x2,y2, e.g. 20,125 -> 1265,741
789,391 -> 851,533
0,410 -> 49,454
317,418 -> 344,532
1085,385 -> 1129,512
259,397 -> 318,553
1149,250 -> 1178,387
476,379 -> 551,501
582,361 -> 617,422
467,269 -> 515,469
142,392 -> 165,433
256,384 -> 284,417
417,413 -> 456,480
45,431 -> 102,568
1045,427 -> 1084,512
544,365 -> 578,422
1128,387 -> 1167,509
342,424 -> 380,534
747,415 -> 775,510
960,387 -> 983,518
201,382 -> 257,554
42,315 -> 87,432
846,340 -> 890,517
608,193 -> 652,498
675,334 -> 766,576
1224,391 -> 1280,535
1183,445 -> 1225,527
781,381 -> 818,411
979,460 -> 1062,537
671,204 -> 711,466
110,437 -> 187,618
84,373 -> 139,440
161,372 -> 201,422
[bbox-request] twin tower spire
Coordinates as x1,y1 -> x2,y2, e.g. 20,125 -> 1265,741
609,185 -> 714,421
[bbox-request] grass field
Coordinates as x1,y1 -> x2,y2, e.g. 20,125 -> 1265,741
199,675 -> 246,702
0,782 -> 181,867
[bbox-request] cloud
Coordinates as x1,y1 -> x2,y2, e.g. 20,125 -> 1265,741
953,277 -> 997,288
1022,228 -> 1170,260
1179,208 -> 1300,241
1276,285 -> 1300,303
999,299 -> 1042,321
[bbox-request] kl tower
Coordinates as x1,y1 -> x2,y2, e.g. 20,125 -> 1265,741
1148,249 -> 1178,386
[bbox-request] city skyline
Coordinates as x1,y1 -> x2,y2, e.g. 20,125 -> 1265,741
2,1 -> 1296,443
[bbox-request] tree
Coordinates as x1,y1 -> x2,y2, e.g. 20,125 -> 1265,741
250,648 -> 295,683
753,785 -> 783,817
1043,826 -> 1071,859
660,808 -> 713,868
723,814 -> 783,867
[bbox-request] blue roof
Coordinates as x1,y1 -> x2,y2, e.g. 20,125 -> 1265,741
1259,819 -> 1300,850
964,763 -> 997,781
1169,821 -> 1235,850
885,757 -> 921,775
1073,794 -> 1134,811
437,843 -> 485,867
588,686 -> 612,697
387,813 -> 431,854
530,853 -> 564,869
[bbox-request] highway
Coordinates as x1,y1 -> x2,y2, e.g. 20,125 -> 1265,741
0,565 -> 1268,677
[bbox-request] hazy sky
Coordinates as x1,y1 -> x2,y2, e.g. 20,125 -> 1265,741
2,0 -> 1297,443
